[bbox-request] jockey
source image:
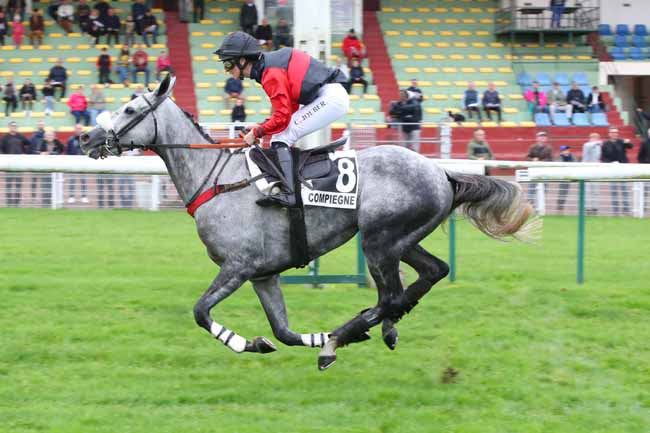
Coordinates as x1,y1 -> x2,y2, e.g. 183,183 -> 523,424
215,31 -> 349,208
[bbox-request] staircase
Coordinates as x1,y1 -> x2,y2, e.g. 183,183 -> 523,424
164,12 -> 197,115
363,11 -> 400,112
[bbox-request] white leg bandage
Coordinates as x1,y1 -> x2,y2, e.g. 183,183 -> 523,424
300,333 -> 330,348
210,322 -> 247,353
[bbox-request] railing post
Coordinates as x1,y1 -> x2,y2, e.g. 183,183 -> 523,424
51,172 -> 58,209
536,182 -> 546,215
633,182 -> 644,218
577,180 -> 586,284
151,175 -> 160,211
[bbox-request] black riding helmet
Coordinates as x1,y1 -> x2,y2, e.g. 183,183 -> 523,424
214,31 -> 262,80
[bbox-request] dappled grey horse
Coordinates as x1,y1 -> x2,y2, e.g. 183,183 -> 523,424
81,75 -> 537,370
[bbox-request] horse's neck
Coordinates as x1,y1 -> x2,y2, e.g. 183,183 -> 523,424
154,115 -> 242,204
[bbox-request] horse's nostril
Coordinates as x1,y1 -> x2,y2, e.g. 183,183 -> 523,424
80,134 -> 90,143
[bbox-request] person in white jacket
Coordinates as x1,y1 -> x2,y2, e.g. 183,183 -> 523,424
56,0 -> 74,33
582,132 -> 602,213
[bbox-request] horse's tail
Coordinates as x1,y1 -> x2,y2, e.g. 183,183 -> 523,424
445,171 -> 541,242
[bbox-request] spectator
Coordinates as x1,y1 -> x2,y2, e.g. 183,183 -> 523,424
76,0 -> 92,35
131,84 -> 145,100
7,0 -> 26,21
141,10 -> 158,46
587,86 -> 605,113
407,78 -> 423,102
48,58 -> 68,98
132,45 -> 150,87
2,78 -> 18,116
116,45 -> 131,84
467,129 -> 494,160
463,81 -> 482,122
41,78 -> 56,116
224,76 -> 243,107
255,17 -> 273,50
88,84 -> 107,126
29,8 -> 45,47
638,128 -> 650,164
582,132 -> 602,213
524,81 -> 548,118
67,85 -> 90,125
566,81 -> 586,116
19,79 -> 36,115
556,145 -> 575,212
342,28 -> 366,66
239,0 -> 258,35
390,90 -> 422,153
41,129 -> 65,155
347,58 -> 368,94
96,47 -> 112,85
547,81 -> 572,121
48,0 -> 62,22
66,124 -> 89,204
0,121 -> 30,206
231,97 -> 246,125
550,0 -> 566,28
0,10 -> 7,46
12,14 -> 24,48
94,0 -> 110,21
56,0 -> 74,34
193,0 -> 205,23
274,18 -> 292,48
124,15 -> 136,46
29,120 -> 46,154
105,8 -> 121,46
334,57 -> 349,83
527,131 -> 553,161
601,127 -> 633,215
482,82 -> 502,123
88,9 -> 105,45
132,0 -> 149,35
156,50 -> 173,81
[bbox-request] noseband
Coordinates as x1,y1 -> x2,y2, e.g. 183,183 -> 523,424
101,95 -> 165,158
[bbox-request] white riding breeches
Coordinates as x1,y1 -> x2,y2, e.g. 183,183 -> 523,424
271,83 -> 349,146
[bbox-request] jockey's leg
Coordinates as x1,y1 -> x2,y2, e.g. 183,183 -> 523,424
255,141 -> 296,208
252,275 -> 334,348
193,266 -> 276,354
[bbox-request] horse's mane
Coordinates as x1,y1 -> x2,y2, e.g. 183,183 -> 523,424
181,108 -> 215,144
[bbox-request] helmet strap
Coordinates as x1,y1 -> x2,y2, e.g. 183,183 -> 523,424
236,57 -> 251,80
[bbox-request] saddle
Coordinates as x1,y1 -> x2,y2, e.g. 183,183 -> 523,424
248,136 -> 349,269
249,135 -> 349,186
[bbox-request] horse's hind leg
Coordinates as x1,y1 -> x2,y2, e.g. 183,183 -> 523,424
252,275 -> 331,349
193,266 -> 275,354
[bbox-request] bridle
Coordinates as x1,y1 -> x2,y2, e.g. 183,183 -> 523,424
99,94 -> 166,158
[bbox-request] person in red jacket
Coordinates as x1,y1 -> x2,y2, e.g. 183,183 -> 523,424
67,85 -> 90,125
215,31 -> 349,207
342,28 -> 365,66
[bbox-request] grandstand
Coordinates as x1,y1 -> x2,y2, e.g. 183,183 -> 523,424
0,0 -> 646,161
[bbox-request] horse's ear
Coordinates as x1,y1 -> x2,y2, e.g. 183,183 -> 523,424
154,74 -> 176,99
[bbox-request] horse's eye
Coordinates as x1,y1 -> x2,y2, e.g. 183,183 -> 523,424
125,107 -> 135,115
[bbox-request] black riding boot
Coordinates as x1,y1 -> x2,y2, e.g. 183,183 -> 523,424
256,142 -> 297,208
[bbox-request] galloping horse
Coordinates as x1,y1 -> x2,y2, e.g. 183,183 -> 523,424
81,75 -> 537,370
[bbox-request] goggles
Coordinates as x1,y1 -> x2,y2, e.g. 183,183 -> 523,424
222,58 -> 236,72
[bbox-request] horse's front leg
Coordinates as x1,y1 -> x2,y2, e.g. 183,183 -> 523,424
252,275 -> 332,349
193,266 -> 276,354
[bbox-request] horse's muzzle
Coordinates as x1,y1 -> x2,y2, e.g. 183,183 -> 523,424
80,128 -> 107,159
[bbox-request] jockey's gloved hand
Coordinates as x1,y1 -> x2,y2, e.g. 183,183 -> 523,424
243,127 -> 259,146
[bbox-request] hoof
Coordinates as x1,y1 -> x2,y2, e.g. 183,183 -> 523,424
318,355 -> 337,371
382,327 -> 398,350
247,336 -> 277,354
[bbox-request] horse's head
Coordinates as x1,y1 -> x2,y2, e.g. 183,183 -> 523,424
80,74 -> 177,159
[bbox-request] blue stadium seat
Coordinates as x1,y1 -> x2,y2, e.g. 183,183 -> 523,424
552,112 -> 571,126
581,86 -> 592,96
573,72 -> 589,86
630,47 -> 644,60
598,24 -> 612,36
572,113 -> 590,126
615,35 -> 629,47
555,73 -> 570,86
632,35 -> 646,47
615,24 -> 630,36
634,24 -> 648,36
591,112 -> 609,126
536,72 -> 552,86
534,113 -> 552,126
611,47 -> 627,60
517,72 -> 533,86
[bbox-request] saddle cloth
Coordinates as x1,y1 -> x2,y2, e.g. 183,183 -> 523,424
245,144 -> 360,210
